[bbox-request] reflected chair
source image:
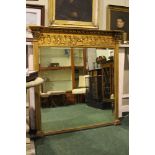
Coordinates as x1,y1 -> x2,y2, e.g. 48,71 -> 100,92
72,75 -> 89,103
40,90 -> 67,107
47,90 -> 66,107
40,93 -> 49,107
40,82 -> 66,107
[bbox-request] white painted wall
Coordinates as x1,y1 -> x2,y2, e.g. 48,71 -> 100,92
87,48 -> 97,70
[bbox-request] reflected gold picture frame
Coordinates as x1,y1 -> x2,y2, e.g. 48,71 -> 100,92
107,5 -> 129,41
48,0 -> 99,29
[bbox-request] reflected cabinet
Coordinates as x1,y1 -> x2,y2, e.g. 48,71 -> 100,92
30,26 -> 122,136
88,62 -> 114,107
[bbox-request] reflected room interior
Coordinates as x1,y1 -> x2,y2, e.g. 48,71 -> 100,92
39,47 -> 115,133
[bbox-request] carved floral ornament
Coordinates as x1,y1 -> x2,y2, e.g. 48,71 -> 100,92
30,26 -> 122,47
32,32 -> 116,47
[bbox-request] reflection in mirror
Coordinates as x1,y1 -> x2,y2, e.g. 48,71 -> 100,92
87,48 -> 114,109
73,48 -> 86,88
38,47 -> 115,133
39,47 -> 72,92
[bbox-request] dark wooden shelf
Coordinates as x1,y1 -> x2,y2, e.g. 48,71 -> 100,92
101,62 -> 114,68
102,98 -> 114,102
75,66 -> 84,68
89,75 -> 102,77
39,66 -> 71,71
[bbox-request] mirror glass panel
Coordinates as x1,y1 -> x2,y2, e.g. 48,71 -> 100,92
39,47 -> 115,133
39,47 -> 72,92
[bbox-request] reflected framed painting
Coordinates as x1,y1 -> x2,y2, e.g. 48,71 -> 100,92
107,5 -> 129,41
48,0 -> 99,29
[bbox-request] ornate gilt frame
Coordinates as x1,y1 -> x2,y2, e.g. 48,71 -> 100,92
30,26 -> 122,136
107,5 -> 129,41
48,0 -> 99,29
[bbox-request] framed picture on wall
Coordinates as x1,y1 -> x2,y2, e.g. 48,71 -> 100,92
107,5 -> 129,41
48,0 -> 99,29
26,4 -> 45,41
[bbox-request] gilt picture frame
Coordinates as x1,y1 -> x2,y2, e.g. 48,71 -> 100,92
107,5 -> 129,41
48,0 -> 99,29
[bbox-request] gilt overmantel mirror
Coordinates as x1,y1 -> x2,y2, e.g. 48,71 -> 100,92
30,26 -> 122,136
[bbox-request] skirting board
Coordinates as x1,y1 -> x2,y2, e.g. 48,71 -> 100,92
119,105 -> 129,117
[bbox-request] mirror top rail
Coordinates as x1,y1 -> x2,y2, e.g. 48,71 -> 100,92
29,26 -> 123,48
30,26 -> 122,36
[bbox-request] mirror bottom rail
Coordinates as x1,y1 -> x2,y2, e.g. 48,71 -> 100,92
35,120 -> 120,137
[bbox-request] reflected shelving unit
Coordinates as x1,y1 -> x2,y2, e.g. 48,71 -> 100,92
38,47 -> 86,103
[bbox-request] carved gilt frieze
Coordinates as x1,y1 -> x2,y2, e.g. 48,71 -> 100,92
35,33 -> 115,47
